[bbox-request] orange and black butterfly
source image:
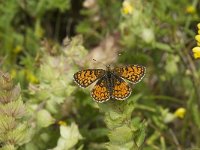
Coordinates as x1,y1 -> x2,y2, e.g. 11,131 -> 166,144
73,65 -> 146,103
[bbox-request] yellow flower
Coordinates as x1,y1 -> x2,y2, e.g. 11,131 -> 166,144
186,5 -> 196,14
174,107 -> 186,119
195,35 -> 200,43
192,23 -> 200,59
192,47 -> 200,59
197,23 -> 200,29
58,121 -> 67,126
26,70 -> 39,83
13,45 -> 23,54
121,1 -> 133,15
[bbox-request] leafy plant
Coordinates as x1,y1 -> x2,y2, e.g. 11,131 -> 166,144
0,71 -> 30,150
0,0 -> 200,149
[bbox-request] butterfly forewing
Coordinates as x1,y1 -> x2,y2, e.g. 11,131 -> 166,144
111,74 -> 132,100
113,65 -> 146,84
73,69 -> 105,88
91,76 -> 110,102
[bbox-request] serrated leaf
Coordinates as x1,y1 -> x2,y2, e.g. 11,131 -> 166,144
0,77 -> 21,104
8,123 -> 30,145
0,123 -> 29,145
0,115 -> 16,133
0,85 -> 20,104
0,99 -> 26,118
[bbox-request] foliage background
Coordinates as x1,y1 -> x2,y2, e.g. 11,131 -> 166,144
0,0 -> 200,149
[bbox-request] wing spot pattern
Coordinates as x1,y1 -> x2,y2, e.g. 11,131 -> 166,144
113,82 -> 129,97
111,76 -> 132,100
115,65 -> 145,83
74,69 -> 105,88
91,78 -> 110,102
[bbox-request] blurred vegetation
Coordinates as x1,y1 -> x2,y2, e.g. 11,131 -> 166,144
0,0 -> 200,149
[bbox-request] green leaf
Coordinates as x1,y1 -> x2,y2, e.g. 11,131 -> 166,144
106,141 -> 136,150
135,122 -> 146,147
36,109 -> 55,128
153,42 -> 173,53
108,126 -> 133,144
53,123 -> 82,150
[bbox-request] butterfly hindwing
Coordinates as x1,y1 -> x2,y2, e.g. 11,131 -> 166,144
91,76 -> 110,102
111,74 -> 132,100
113,65 -> 146,84
73,69 -> 105,88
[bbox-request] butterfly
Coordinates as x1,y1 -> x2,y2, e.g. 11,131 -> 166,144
73,65 -> 146,103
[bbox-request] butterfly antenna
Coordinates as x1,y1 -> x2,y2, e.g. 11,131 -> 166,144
92,59 -> 110,68
92,51 -> 123,68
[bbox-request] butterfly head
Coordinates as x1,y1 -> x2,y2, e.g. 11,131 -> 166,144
106,65 -> 111,71
93,59 -> 111,70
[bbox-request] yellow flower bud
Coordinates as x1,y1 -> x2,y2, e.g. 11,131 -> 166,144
174,107 -> 186,119
186,5 -> 196,14
58,121 -> 67,126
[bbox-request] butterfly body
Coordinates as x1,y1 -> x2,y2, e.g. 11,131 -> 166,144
73,65 -> 146,103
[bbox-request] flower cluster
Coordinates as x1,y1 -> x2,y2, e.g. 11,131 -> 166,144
121,0 -> 133,15
192,23 -> 200,59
